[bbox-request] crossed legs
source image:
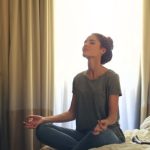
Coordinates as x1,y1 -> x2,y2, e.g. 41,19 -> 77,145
36,123 -> 121,150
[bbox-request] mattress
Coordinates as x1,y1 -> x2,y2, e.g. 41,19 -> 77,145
90,129 -> 150,150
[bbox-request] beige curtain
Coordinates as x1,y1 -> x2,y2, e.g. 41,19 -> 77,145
0,0 -> 54,150
141,0 -> 150,122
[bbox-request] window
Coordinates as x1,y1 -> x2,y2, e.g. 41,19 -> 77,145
53,0 -> 142,130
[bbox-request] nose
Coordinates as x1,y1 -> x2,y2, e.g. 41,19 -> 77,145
84,42 -> 88,46
83,42 -> 89,49
82,46 -> 85,51
83,41 -> 89,50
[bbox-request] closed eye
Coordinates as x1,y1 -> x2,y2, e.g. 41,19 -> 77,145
90,41 -> 96,44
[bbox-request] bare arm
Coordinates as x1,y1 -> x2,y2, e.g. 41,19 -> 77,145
43,94 -> 77,123
93,95 -> 119,134
107,95 -> 119,124
24,94 -> 77,129
99,95 -> 119,128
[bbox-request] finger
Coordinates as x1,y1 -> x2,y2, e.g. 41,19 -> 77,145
100,124 -> 107,130
24,116 -> 33,122
99,124 -> 105,129
28,115 -> 41,118
24,124 -> 36,129
93,126 -> 102,133
23,121 -> 28,125
98,120 -> 101,123
98,120 -> 103,127
92,130 -> 100,135
25,115 -> 39,120
23,122 -> 32,127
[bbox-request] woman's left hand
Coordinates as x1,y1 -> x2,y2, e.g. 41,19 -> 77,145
92,119 -> 109,135
98,119 -> 109,130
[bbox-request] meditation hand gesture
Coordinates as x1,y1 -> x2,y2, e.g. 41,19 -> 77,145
93,119 -> 109,135
24,115 -> 45,129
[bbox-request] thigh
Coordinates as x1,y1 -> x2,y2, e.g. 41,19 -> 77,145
45,123 -> 84,140
36,123 -> 84,150
91,128 -> 121,147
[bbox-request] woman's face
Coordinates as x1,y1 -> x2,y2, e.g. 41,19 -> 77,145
82,34 -> 105,58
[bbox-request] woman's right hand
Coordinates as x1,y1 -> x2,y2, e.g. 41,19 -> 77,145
23,115 -> 45,129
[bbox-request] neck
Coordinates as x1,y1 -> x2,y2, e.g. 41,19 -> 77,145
88,60 -> 99,70
87,58 -> 105,79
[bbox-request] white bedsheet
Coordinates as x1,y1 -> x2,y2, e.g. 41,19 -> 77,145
90,129 -> 150,150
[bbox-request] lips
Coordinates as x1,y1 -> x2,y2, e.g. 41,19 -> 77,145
82,47 -> 88,51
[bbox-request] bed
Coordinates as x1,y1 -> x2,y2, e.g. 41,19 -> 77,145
41,116 -> 150,150
90,129 -> 150,150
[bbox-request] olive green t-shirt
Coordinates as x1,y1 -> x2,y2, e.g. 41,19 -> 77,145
72,69 -> 122,132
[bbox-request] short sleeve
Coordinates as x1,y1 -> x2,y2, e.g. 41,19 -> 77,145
108,73 -> 122,96
72,77 -> 76,95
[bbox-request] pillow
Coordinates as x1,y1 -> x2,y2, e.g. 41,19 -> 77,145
140,116 -> 150,130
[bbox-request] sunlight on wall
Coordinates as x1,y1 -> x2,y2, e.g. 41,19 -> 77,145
53,0 -> 142,129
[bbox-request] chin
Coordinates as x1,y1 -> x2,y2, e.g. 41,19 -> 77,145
83,52 -> 89,57
83,53 -> 88,58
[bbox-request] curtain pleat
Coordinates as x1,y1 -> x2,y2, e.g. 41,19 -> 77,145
0,0 -> 10,149
140,0 -> 150,123
0,0 -> 53,150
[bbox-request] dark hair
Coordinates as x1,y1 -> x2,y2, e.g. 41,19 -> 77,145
92,33 -> 113,64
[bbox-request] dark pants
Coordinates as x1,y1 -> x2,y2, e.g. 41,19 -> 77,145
36,123 -> 122,150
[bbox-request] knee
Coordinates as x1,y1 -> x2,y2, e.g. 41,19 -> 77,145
36,123 -> 52,140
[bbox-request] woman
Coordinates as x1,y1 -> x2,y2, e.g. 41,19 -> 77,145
24,33 -> 125,150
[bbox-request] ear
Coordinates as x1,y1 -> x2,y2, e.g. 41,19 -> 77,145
101,48 -> 106,55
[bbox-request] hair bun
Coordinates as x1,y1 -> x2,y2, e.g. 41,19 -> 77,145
107,37 -> 113,51
92,33 -> 113,64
